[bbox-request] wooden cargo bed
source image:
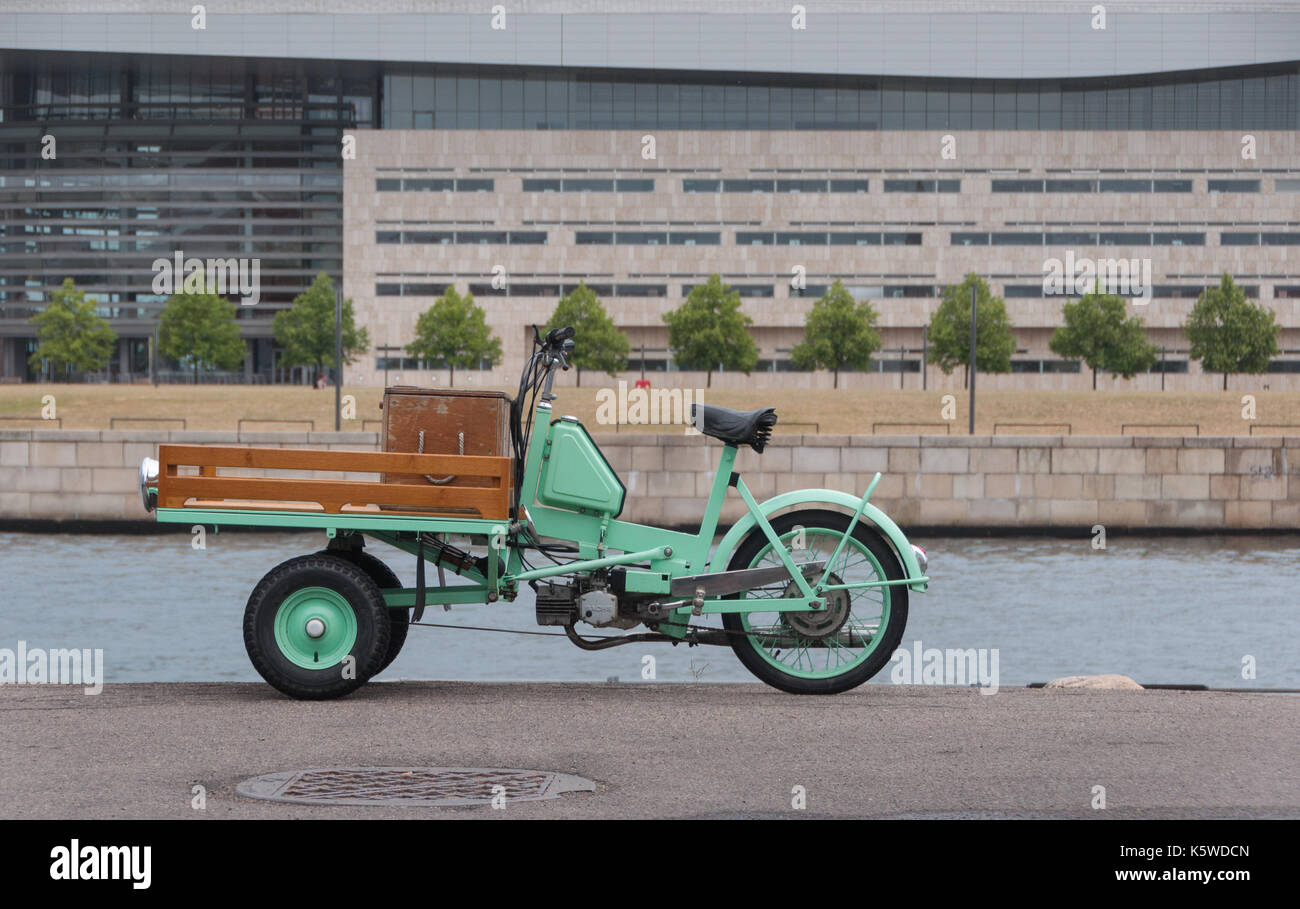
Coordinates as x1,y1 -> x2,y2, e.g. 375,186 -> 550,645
154,444 -> 512,520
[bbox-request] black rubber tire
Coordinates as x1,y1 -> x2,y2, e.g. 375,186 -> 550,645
721,509 -> 909,695
243,554 -> 391,700
317,549 -> 409,675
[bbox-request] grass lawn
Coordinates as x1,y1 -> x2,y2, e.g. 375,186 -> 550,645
2,383 -> 1297,437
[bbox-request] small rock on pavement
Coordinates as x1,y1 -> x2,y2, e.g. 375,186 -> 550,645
1045,674 -> 1144,690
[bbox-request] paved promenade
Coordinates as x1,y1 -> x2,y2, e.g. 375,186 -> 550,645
1,682 -> 1295,819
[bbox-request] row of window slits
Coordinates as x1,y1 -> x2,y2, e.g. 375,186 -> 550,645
371,282 -> 1291,300
375,177 -> 1300,195
370,355 -> 1300,374
376,229 -> 1300,247
954,232 -> 1300,246
992,178 -> 1272,193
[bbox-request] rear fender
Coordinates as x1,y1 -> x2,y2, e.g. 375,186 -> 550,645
711,488 -> 927,591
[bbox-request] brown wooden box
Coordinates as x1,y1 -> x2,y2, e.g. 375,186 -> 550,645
380,386 -> 511,488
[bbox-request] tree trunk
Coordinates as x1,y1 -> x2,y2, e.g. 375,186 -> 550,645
962,363 -> 968,390
576,366 -> 582,388
449,365 -> 455,387
1092,367 -> 1097,391
193,363 -> 198,384
707,369 -> 712,389
1223,372 -> 1228,391
833,368 -> 839,390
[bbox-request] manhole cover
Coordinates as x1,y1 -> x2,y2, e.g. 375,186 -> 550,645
237,767 -> 595,807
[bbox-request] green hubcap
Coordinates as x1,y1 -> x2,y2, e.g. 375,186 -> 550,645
739,526 -> 890,680
273,586 -> 358,670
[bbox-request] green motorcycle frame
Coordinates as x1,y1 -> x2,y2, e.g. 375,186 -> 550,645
143,338 -> 929,698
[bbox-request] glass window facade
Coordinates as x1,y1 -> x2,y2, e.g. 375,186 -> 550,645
387,61 -> 1300,131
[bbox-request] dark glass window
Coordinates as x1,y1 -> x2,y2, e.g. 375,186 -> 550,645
615,178 -> 654,192
1046,232 -> 1098,245
455,178 -> 493,192
522,178 -> 561,192
682,179 -> 721,192
376,283 -> 402,295
615,284 -> 667,296
575,231 -> 613,245
1099,179 -> 1152,192
776,179 -> 829,193
1151,232 -> 1205,245
1153,179 -> 1193,192
723,179 -> 774,193
564,178 -> 615,192
402,283 -> 445,296
992,179 -> 1045,192
508,231 -> 547,244
1208,179 -> 1261,192
1045,179 -> 1096,192
830,232 -> 881,245
1100,232 -> 1152,245
376,178 -> 402,191
615,231 -> 666,245
668,232 -> 721,245
882,232 -> 923,245
405,178 -> 454,191
829,179 -> 870,193
376,230 -> 401,244
1261,232 -> 1300,245
455,230 -> 507,244
736,232 -> 774,245
950,232 -> 989,246
885,179 -> 935,192
1221,232 -> 1260,246
404,230 -> 454,244
992,232 -> 1042,245
775,232 -> 828,245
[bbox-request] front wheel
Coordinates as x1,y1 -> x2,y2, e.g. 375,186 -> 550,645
722,509 -> 909,695
243,554 -> 391,700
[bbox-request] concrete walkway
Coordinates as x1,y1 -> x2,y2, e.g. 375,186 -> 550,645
1,682 -> 1295,819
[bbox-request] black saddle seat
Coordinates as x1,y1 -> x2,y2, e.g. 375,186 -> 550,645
690,403 -> 778,453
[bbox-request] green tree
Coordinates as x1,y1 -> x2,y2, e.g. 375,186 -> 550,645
544,282 -> 629,387
1049,292 -> 1159,389
406,286 -> 502,387
790,279 -> 881,388
157,287 -> 247,383
926,273 -> 1016,388
662,274 -> 759,388
272,273 -> 370,384
1185,273 -> 1280,391
27,278 -> 117,379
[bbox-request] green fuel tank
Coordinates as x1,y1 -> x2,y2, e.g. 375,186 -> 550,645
536,417 -> 626,517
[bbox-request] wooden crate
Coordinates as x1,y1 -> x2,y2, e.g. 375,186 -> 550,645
381,386 -> 510,487
154,444 -> 511,520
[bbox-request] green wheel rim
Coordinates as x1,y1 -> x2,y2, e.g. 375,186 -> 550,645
273,586 -> 358,670
738,525 -> 891,680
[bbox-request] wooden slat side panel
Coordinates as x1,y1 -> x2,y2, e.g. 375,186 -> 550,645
155,445 -> 512,520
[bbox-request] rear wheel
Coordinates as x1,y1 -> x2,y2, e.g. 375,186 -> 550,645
244,554 -> 391,700
722,509 -> 908,695
318,548 -> 409,675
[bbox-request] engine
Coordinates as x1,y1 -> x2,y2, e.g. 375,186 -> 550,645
534,581 -> 638,629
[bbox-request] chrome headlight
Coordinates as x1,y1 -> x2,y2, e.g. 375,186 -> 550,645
911,544 -> 928,574
139,457 -> 159,513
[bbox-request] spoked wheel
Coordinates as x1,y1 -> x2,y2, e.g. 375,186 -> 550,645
316,548 -> 409,675
722,509 -> 909,694
244,554 -> 391,700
